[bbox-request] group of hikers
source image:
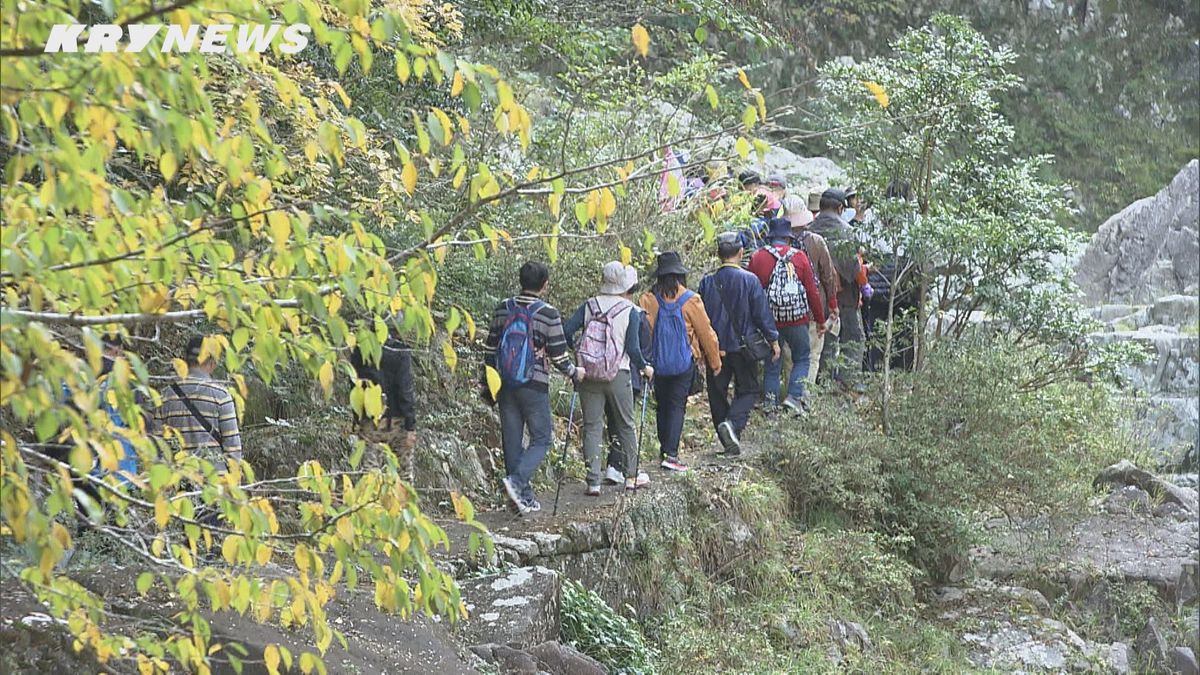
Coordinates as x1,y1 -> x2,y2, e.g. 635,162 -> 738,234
483,171 -> 892,515
63,170 -> 904,524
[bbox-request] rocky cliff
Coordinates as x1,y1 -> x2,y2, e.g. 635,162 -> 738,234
1076,160 -> 1200,469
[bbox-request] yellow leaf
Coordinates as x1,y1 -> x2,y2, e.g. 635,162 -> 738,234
336,516 -> 354,543
452,165 -> 467,189
268,211 -> 290,246
222,535 -> 242,564
363,384 -> 383,419
255,543 -> 272,565
442,341 -> 458,372
485,366 -> 502,399
401,162 -> 417,195
620,243 -> 632,265
862,80 -> 890,108
330,82 -> 352,108
631,24 -> 650,58
160,152 -> 177,181
548,193 -> 562,218
396,53 -> 411,83
154,495 -> 169,529
599,188 -> 616,217
264,645 -> 281,675
318,361 -> 334,398
450,70 -> 464,97
737,68 -> 751,90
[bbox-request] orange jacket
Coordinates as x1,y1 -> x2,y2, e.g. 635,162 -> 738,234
639,288 -> 723,371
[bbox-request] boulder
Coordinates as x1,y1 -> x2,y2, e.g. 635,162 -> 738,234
1171,647 -> 1200,675
1076,159 -> 1199,305
828,619 -> 872,653
1151,293 -> 1200,328
458,567 -> 562,648
526,641 -> 606,675
1095,460 -> 1200,515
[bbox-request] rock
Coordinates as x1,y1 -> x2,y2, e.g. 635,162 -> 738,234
997,586 -> 1052,616
1170,647 -> 1200,675
459,567 -> 562,648
470,642 -> 603,675
1104,484 -> 1152,515
1151,294 -> 1200,328
1136,617 -> 1170,668
973,507 -> 1199,606
1075,160 -> 1199,469
1178,561 -> 1199,608
526,641 -> 605,675
1076,159 -> 1199,305
469,643 -> 540,674
1096,460 -> 1199,515
492,534 -> 540,564
531,532 -> 563,558
1096,642 -> 1132,675
828,619 -> 871,653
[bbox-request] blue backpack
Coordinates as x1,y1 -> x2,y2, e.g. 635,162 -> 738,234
497,299 -> 545,387
653,291 -> 695,377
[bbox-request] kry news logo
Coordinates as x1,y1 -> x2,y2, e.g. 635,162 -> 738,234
42,24 -> 311,54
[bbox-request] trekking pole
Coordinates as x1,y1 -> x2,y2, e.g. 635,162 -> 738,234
630,384 -> 650,490
551,391 -> 579,516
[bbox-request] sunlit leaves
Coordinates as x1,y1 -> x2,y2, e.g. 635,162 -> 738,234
863,80 -> 890,108
631,24 -> 650,58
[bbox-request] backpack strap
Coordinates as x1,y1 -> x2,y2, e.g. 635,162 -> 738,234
169,382 -> 224,451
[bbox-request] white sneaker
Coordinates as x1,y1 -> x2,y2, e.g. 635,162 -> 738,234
634,471 -> 650,487
604,466 -> 623,485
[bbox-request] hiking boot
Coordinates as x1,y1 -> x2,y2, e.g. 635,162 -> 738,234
502,476 -> 524,510
604,466 -> 623,485
716,421 -> 741,453
782,396 -> 805,416
660,457 -> 689,472
585,484 -> 602,497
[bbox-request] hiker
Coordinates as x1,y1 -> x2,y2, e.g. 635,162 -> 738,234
748,218 -> 826,412
483,261 -> 585,514
698,233 -> 780,454
564,261 -> 655,495
807,191 -> 821,219
604,266 -> 652,487
787,197 -> 838,385
156,335 -> 243,473
639,252 -> 721,471
809,189 -> 867,392
349,320 -> 417,451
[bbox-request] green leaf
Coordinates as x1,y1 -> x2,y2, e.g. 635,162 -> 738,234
694,26 -> 707,43
705,84 -> 719,110
136,572 -> 154,595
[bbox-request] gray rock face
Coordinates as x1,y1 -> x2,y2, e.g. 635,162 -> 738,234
458,567 -> 562,648
1096,460 -> 1200,516
1077,160 -> 1200,469
1077,159 -> 1199,305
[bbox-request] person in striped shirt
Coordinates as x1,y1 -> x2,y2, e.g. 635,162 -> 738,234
483,261 -> 585,514
155,336 -> 242,472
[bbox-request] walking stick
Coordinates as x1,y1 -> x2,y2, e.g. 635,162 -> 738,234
630,385 -> 650,490
551,391 -> 579,516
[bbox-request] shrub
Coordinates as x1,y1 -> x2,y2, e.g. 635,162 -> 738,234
561,578 -> 658,674
762,335 -> 1132,579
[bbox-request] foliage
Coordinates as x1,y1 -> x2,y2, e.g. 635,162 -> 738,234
762,336 -> 1131,578
0,0 -> 784,668
561,578 -> 658,675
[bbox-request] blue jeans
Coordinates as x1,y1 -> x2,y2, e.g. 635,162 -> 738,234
498,385 -> 553,500
764,324 -> 811,401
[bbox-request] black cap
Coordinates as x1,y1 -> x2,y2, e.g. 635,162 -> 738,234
821,188 -> 847,203
738,170 -> 763,189
184,336 -> 206,362
652,251 -> 690,277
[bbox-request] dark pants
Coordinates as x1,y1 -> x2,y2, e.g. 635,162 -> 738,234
654,371 -> 693,460
706,350 -> 760,435
351,341 -> 416,430
497,385 -> 553,500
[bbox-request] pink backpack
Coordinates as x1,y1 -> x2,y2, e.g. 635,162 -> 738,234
577,299 -> 631,382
